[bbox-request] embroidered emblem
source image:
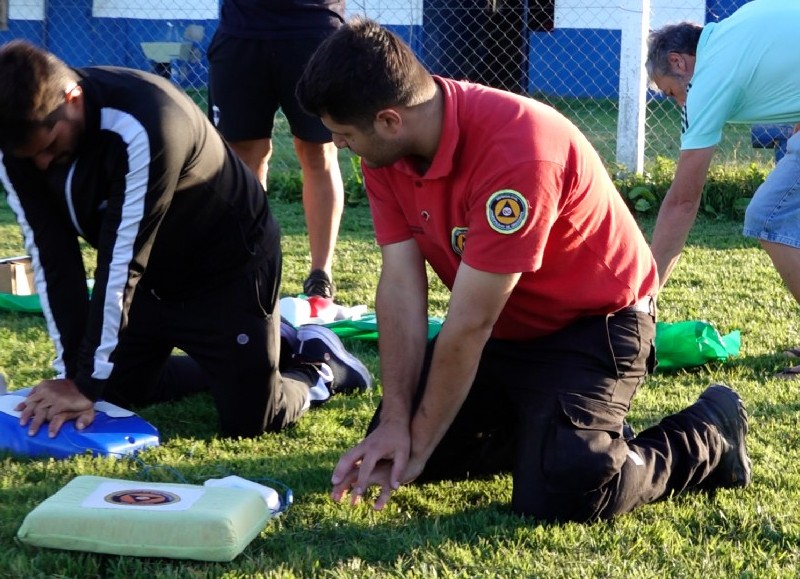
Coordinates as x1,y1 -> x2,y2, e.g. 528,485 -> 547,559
104,489 -> 181,506
486,190 -> 528,234
451,227 -> 468,255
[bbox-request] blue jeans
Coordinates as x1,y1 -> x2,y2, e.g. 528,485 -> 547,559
744,130 -> 800,247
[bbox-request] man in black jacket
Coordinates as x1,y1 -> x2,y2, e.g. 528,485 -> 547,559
0,40 -> 370,439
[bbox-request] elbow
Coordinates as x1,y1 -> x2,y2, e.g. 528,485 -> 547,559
661,189 -> 702,217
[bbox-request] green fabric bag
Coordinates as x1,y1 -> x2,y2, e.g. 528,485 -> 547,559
654,320 -> 741,372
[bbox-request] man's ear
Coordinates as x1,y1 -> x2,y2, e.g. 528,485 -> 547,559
65,84 -> 82,104
374,108 -> 402,134
667,52 -> 687,74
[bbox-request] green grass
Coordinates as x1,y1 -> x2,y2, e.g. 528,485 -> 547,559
3,195 -> 800,577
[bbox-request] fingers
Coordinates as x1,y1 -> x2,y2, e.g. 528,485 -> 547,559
75,408 -> 95,430
331,460 -> 401,510
331,470 -> 357,503
48,412 -> 68,438
16,387 -> 95,438
389,454 -> 409,491
331,445 -> 366,486
25,403 -> 49,436
42,406 -> 95,438
351,451 -> 382,504
373,484 -> 394,511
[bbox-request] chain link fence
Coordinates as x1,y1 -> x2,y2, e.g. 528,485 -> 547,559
0,0 -> 774,177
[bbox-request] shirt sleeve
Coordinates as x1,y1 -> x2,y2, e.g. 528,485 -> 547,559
74,109 -> 182,400
680,70 -> 743,150
1,154 -> 91,380
461,159 -> 563,275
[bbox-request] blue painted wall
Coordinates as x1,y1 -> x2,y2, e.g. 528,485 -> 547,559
707,0 -> 750,22
529,28 -> 621,99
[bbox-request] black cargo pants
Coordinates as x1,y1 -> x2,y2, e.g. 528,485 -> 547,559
100,256 -> 316,438
369,303 -> 727,522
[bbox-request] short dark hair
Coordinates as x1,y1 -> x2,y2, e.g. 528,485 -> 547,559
645,22 -> 703,81
296,16 -> 435,127
0,40 -> 78,150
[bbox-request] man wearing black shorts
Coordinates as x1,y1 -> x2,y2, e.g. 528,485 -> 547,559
208,0 -> 346,299
0,40 -> 370,439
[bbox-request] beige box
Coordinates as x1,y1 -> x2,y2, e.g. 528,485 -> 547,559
0,256 -> 35,295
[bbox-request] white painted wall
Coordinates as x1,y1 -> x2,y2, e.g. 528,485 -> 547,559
9,0 -> 45,21
91,0 -> 218,20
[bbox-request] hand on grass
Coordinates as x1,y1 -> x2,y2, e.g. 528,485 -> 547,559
16,378 -> 95,438
331,419 -> 420,510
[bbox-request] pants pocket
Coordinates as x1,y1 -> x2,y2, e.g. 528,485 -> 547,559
606,310 -> 647,376
542,392 -> 628,493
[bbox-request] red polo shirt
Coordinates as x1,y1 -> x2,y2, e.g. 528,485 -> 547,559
365,77 -> 658,340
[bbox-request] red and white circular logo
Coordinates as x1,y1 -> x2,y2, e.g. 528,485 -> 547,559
104,489 -> 181,506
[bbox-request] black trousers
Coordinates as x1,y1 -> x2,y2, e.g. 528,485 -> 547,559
101,257 -> 315,438
369,306 -> 728,522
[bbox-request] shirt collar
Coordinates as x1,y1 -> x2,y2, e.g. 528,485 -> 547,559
393,75 -> 460,180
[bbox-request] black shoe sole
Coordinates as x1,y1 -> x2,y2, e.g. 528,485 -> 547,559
697,384 -> 752,489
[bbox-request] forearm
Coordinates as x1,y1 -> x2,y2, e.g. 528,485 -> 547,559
374,269 -> 429,425
407,265 -> 518,468
650,190 -> 701,287
408,320 -> 490,465
650,147 -> 715,288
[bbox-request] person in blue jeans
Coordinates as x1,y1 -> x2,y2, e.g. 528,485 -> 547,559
646,0 -> 800,378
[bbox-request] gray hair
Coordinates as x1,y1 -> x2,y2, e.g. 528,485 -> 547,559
645,22 -> 703,86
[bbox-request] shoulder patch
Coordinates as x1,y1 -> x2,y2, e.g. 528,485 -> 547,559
451,226 -> 468,256
486,189 -> 528,234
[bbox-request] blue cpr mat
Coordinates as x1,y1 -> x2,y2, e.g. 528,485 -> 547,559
0,388 -> 159,459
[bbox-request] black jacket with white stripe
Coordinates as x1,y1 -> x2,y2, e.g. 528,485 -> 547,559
0,67 -> 279,400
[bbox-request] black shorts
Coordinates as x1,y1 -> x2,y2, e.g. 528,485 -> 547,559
207,32 -> 333,143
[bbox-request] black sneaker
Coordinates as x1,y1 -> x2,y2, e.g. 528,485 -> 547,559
303,269 -> 335,299
690,384 -> 751,490
296,324 -> 371,395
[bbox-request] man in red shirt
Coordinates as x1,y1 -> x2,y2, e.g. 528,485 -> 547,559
297,18 -> 751,522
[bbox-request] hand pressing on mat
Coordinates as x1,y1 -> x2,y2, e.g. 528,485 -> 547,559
16,379 -> 95,438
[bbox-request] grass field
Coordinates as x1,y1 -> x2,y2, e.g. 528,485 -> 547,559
3,193 -> 800,577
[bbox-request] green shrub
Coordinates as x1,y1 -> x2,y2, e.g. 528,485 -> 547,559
614,156 -> 770,219
703,162 -> 768,219
266,170 -> 304,203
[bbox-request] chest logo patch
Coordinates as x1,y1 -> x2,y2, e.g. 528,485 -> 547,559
451,227 -> 468,256
486,190 -> 528,234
